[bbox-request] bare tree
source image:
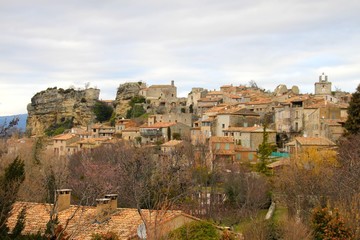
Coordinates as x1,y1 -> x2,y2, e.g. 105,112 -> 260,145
68,141 -> 194,239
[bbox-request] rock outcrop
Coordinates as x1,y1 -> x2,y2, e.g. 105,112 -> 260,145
114,82 -> 145,117
26,87 -> 100,135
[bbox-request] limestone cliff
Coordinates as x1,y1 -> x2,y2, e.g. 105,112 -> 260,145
114,82 -> 145,117
26,87 -> 100,135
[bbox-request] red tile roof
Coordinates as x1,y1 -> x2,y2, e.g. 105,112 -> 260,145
52,134 -> 77,141
7,202 -> 196,240
295,137 -> 336,146
210,136 -> 234,143
161,140 -> 183,147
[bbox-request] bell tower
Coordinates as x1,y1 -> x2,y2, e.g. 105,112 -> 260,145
315,73 -> 332,95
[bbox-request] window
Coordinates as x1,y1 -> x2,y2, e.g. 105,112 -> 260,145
249,153 -> 254,160
225,143 -> 230,150
222,124 -> 225,128
236,154 -> 241,160
216,143 -> 220,150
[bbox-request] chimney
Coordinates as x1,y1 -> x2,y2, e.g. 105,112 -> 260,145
171,80 -> 174,86
96,198 -> 111,222
104,194 -> 118,211
55,189 -> 72,212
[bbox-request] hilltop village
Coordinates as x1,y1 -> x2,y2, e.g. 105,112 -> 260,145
2,73 -> 358,239
25,73 -> 349,162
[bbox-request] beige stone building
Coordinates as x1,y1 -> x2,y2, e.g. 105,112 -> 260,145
186,87 -> 208,114
213,108 -> 260,137
160,140 -> 184,154
223,126 -> 276,151
90,124 -> 115,138
209,136 -> 235,170
275,96 -> 310,136
147,113 -> 193,127
303,101 -> 348,141
139,122 -> 176,144
286,136 -> 336,159
140,81 -> 178,108
122,127 -> 141,142
52,133 -> 80,156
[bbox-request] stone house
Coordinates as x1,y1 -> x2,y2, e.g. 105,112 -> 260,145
160,140 -> 184,154
190,116 -> 215,145
223,93 -> 244,104
223,126 -> 276,151
244,98 -> 274,113
90,124 -> 115,138
140,80 -> 178,108
115,119 -> 133,133
147,113 -> 193,127
122,127 -> 141,142
139,122 -> 176,144
234,145 -> 257,163
186,87 -> 208,114
169,122 -> 191,140
6,190 -> 201,240
285,136 -> 336,159
52,133 -> 80,156
209,136 -> 235,170
74,138 -> 111,153
275,96 -> 310,137
213,108 -> 260,137
197,97 -> 223,115
303,101 -> 347,141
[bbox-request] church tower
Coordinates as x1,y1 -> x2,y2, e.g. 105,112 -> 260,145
315,73 -> 332,95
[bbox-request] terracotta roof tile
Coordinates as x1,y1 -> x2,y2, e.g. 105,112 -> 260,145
296,137 -> 336,146
52,134 -> 77,141
161,140 -> 183,147
7,202 -> 194,240
210,136 -> 234,143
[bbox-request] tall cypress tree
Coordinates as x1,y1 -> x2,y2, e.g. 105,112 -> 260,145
344,84 -> 360,135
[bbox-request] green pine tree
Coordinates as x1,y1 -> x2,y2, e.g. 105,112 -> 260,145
256,125 -> 275,175
0,156 -> 25,237
344,84 -> 360,135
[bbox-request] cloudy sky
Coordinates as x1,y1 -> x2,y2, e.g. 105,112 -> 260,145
1,0 -> 359,116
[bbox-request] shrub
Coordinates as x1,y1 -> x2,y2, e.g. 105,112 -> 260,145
44,119 -> 73,136
91,232 -> 119,240
167,221 -> 220,240
312,207 -> 352,240
93,101 -> 114,123
172,133 -> 181,140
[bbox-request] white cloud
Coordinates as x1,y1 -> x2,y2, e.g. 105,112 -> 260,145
0,0 -> 359,115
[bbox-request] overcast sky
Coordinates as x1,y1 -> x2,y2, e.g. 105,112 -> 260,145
1,0 -> 359,116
